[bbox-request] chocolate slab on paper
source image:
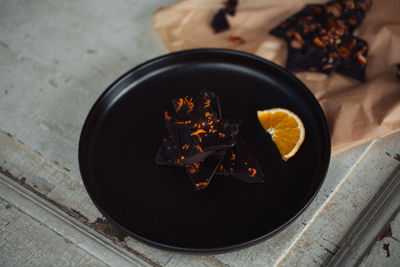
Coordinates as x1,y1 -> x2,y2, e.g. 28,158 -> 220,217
336,36 -> 368,82
269,0 -> 372,82
210,0 -> 239,33
224,0 -> 238,16
211,9 -> 230,33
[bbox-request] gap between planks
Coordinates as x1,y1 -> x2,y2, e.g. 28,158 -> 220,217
0,129 -> 226,267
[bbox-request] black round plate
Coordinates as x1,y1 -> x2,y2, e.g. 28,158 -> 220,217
79,49 -> 330,253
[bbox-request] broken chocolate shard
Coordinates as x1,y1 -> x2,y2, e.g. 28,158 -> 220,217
211,9 -> 230,33
193,90 -> 222,121
176,119 -> 240,164
397,64 -> 400,82
224,0 -> 238,16
269,0 -> 371,81
217,139 -> 264,183
172,90 -> 221,121
172,96 -> 195,121
186,149 -> 227,190
156,90 -> 264,190
335,36 -> 367,82
155,137 -> 181,166
286,43 -> 339,74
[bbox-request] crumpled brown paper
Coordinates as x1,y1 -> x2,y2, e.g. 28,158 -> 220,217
153,0 -> 400,155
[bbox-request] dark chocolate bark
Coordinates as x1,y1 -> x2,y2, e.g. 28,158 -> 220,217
175,119 -> 239,164
186,149 -> 227,190
397,64 -> 400,82
269,0 -> 372,81
224,0 -> 238,16
336,36 -> 368,82
217,139 -> 264,183
156,91 -> 264,190
211,9 -> 230,33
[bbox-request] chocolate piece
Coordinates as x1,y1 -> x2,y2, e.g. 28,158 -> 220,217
270,4 -> 324,40
156,90 -> 264,190
336,36 -> 368,82
175,119 -> 240,164
211,9 -> 230,33
269,0 -> 371,81
224,0 -> 238,16
186,149 -> 227,190
155,137 -> 181,166
171,96 -> 195,121
192,90 -> 222,121
397,64 -> 400,82
287,43 -> 339,74
172,90 -> 221,121
217,139 -> 264,183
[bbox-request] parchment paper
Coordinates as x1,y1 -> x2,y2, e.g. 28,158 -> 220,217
153,0 -> 400,155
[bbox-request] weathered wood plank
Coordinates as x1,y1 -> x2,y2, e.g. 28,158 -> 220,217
0,173 -> 150,267
0,0 -> 178,178
275,133 -> 400,266
0,197 -> 109,267
359,237 -> 400,267
0,131 -> 226,267
391,212 -> 400,241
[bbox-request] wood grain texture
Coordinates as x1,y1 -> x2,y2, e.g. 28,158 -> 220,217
0,198 -> 108,267
276,134 -> 400,266
360,237 -> 400,267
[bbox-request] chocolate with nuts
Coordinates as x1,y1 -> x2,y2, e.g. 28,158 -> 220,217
270,0 -> 372,81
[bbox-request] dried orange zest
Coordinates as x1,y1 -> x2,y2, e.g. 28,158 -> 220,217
248,168 -> 257,176
190,129 -> 207,136
195,182 -> 208,188
176,98 -> 183,111
164,111 -> 172,121
176,120 -> 191,125
181,144 -> 190,150
185,97 -> 194,113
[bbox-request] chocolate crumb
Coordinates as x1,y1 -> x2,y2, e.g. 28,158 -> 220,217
379,225 -> 392,241
382,243 -> 390,258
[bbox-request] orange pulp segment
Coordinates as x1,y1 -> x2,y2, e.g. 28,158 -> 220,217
257,108 -> 305,161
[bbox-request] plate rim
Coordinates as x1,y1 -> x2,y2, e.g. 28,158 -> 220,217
79,48 -> 331,253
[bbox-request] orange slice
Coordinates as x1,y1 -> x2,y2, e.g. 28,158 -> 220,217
257,108 -> 305,161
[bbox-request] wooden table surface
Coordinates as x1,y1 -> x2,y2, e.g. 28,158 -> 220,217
0,1 -> 399,266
